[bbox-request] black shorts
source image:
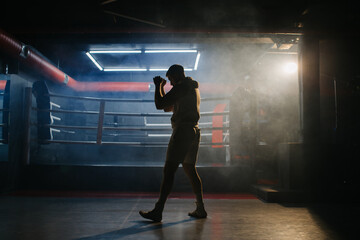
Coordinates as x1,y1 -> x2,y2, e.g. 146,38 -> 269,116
166,126 -> 200,165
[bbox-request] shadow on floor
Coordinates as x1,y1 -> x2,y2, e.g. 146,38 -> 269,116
74,218 -> 199,240
307,204 -> 359,240
281,202 -> 359,240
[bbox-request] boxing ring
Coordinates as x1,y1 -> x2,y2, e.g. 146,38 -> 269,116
0,28 -> 256,169
38,94 -> 229,146
24,87 -> 232,166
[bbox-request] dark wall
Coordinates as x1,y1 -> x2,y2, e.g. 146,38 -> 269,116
317,39 -> 360,197
280,3 -> 360,201
319,39 -> 360,145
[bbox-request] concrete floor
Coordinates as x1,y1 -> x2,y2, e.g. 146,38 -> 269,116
0,195 -> 357,240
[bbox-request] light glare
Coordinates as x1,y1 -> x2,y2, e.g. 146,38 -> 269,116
283,62 -> 298,74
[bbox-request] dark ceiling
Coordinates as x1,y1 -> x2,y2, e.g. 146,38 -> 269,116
3,0 -> 357,36
3,0 -> 306,33
1,0 -> 358,82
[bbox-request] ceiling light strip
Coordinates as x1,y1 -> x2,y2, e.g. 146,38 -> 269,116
103,68 -> 147,72
144,50 -> 198,53
90,49 -> 197,54
89,50 -> 142,54
149,69 -> 168,71
194,52 -> 201,70
86,52 -> 103,71
86,50 -> 200,72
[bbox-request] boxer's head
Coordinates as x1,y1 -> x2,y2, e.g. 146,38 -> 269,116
166,64 -> 185,85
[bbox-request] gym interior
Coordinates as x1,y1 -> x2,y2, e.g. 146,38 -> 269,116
1,1 -> 359,239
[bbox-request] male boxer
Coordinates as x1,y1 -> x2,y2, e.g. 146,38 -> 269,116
139,64 -> 207,222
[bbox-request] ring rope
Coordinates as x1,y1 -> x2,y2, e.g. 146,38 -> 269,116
34,108 -> 229,117
46,93 -> 230,102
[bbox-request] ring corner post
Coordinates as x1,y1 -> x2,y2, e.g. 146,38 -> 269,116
96,100 -> 105,145
23,87 -> 32,165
